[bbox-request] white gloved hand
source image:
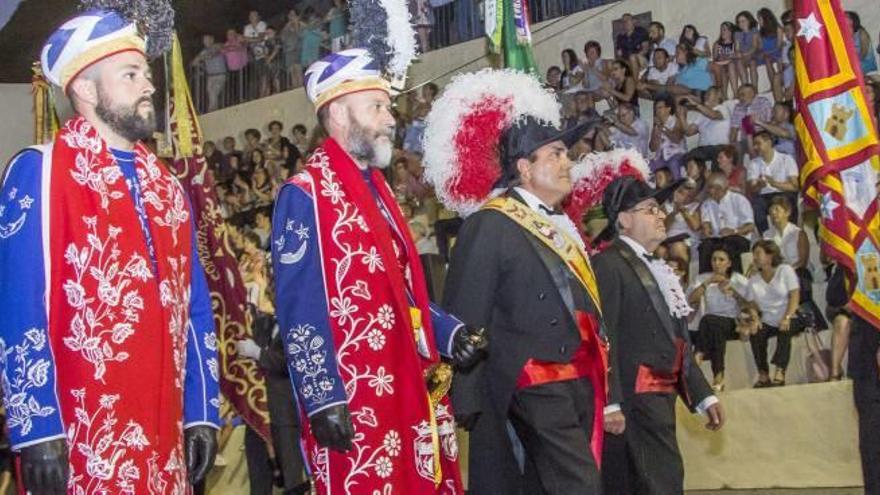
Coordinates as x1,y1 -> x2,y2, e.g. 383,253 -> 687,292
235,339 -> 261,360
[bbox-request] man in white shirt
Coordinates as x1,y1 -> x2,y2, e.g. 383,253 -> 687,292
593,176 -> 723,495
604,102 -> 650,156
746,130 -> 800,233
699,172 -> 755,274
647,21 -> 679,69
682,87 -> 732,165
638,48 -> 679,100
243,10 -> 268,63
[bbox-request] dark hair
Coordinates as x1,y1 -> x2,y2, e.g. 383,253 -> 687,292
752,239 -> 784,267
710,248 -> 734,276
268,120 -> 283,131
679,24 -> 701,46
846,11 -> 863,34
654,94 -> 676,114
653,47 -> 669,59
717,21 -> 736,44
204,140 -> 215,148
424,82 -> 439,98
292,124 -> 307,135
251,148 -> 264,164
547,65 -> 562,75
769,194 -> 792,212
717,144 -> 740,165
757,8 -> 781,37
584,40 -> 602,57
649,21 -> 665,34
667,255 -> 689,281
244,128 -> 261,140
223,136 -> 235,144
735,11 -> 758,31
676,43 -> 697,66
753,129 -> 774,143
242,230 -> 261,248
773,101 -> 794,123
612,58 -> 633,78
780,9 -> 793,26
561,49 -> 578,70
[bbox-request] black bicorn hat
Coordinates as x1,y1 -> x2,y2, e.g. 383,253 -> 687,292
597,176 -> 685,241
495,116 -> 600,189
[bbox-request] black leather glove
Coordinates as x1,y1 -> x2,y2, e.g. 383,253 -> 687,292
310,404 -> 355,452
454,412 -> 481,432
185,425 -> 218,485
20,438 -> 69,495
452,326 -> 488,369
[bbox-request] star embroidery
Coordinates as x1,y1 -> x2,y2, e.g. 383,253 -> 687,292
18,195 -> 33,210
286,219 -> 296,231
7,187 -> 17,200
0,205 -> 5,217
797,12 -> 824,44
820,192 -> 839,220
295,224 -> 310,241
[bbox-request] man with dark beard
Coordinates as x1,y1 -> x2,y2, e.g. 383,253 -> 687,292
270,48 -> 485,495
0,9 -> 220,495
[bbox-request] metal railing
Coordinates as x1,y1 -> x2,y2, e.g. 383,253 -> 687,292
190,0 -> 616,114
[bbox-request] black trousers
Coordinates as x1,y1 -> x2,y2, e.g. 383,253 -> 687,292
244,425 -> 274,495
508,378 -> 601,495
697,314 -> 738,375
697,235 -> 751,274
849,317 -> 880,494
749,321 -> 802,374
271,422 -> 306,491
602,393 -> 682,494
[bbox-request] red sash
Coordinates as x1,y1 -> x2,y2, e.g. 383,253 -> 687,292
49,117 -> 192,494
292,139 -> 461,494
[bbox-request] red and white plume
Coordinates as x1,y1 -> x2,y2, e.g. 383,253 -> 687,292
562,148 -> 651,226
422,69 -> 560,216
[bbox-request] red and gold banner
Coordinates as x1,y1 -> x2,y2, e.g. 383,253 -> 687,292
794,0 -> 880,329
164,34 -> 271,440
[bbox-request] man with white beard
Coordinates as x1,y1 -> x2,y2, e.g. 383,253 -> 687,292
270,48 -> 485,494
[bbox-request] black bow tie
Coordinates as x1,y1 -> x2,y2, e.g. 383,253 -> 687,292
643,252 -> 660,262
539,204 -> 563,216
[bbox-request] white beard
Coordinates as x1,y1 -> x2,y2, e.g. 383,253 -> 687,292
372,139 -> 394,169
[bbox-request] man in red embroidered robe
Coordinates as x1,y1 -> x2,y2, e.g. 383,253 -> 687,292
271,48 -> 484,494
0,9 -> 220,494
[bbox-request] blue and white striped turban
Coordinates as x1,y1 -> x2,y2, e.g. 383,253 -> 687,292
41,9 -> 146,90
304,48 -> 391,112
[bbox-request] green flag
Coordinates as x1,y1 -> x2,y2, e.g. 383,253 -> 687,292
502,0 -> 538,74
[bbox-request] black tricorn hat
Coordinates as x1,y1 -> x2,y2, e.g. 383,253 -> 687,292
495,116 -> 600,188
596,176 -> 684,241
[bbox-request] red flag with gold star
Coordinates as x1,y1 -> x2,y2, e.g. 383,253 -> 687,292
794,0 -> 880,329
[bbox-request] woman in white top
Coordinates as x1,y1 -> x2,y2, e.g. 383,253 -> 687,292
744,240 -> 801,387
660,179 -> 701,265
763,196 -> 828,330
688,248 -> 749,390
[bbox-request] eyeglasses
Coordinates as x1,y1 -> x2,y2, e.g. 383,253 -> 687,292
629,204 -> 663,216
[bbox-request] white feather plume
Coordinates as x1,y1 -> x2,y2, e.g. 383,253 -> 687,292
422,68 -> 561,216
569,147 -> 651,184
379,0 -> 417,79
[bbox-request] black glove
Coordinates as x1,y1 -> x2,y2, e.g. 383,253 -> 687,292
310,404 -> 355,452
452,326 -> 488,369
185,425 -> 218,485
454,412 -> 481,432
20,438 -> 69,495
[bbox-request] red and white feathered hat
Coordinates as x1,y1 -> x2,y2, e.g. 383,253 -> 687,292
422,69 -> 563,216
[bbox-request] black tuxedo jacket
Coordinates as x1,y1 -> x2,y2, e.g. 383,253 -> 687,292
444,191 -> 600,494
592,239 -> 712,411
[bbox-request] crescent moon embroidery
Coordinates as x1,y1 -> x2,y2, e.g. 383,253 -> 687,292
0,214 -> 26,239
280,241 -> 307,265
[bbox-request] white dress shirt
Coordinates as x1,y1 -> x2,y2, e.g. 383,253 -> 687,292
700,190 -> 755,238
746,150 -> 799,194
513,187 -> 586,252
763,222 -> 803,267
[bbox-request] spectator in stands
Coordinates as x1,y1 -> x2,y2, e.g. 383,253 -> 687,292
290,124 -> 309,155
776,16 -> 796,103
422,82 -> 439,104
251,160 -> 275,205
735,11 -> 761,88
560,48 -> 584,90
755,101 -> 795,156
682,87 -> 732,165
602,59 -> 639,114
711,22 -> 739,100
757,8 -> 784,96
300,8 -> 326,70
403,103 -> 430,155
746,130 -> 799,233
615,13 -> 649,70
662,178 -> 702,265
744,239 -> 802,388
243,128 -> 263,174
601,102 -> 649,155
679,24 -> 710,59
699,172 -> 754,273
327,0 -> 350,52
866,78 -> 880,125
684,157 -> 709,194
649,95 -> 687,179
848,12 -> 878,75
546,65 -> 563,92
260,27 -> 282,97
204,140 -> 233,185
281,9 -> 304,89
716,145 -> 746,193
671,43 -> 713,95
265,121 -> 300,181
637,48 -> 678,100
191,34 -> 227,112
647,21 -> 678,69
412,0 -> 434,52
564,90 -> 599,129
689,247 -> 750,391
729,83 -> 773,153
222,29 -> 249,104
581,40 -> 610,96
244,11 -> 268,89
826,263 -> 852,380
